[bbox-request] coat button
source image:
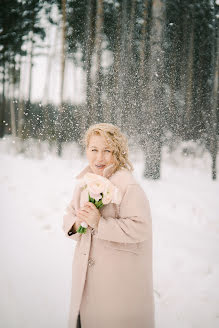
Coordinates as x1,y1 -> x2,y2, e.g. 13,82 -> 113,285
88,258 -> 95,266
91,228 -> 96,235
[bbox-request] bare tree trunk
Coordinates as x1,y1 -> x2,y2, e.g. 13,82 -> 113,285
28,31 -> 34,104
42,27 -> 58,147
18,55 -> 25,139
17,57 -> 26,153
92,0 -> 104,124
0,59 -> 6,138
128,0 -> 137,55
84,0 -> 96,130
60,1 -> 66,108
110,2 -> 122,126
18,99 -> 24,137
178,5 -> 192,138
210,14 -> 218,180
142,0 -> 165,179
10,68 -> 16,137
167,34 -> 178,134
139,0 -> 148,87
199,7 -> 218,180
184,19 -> 194,139
57,0 -> 66,157
137,0 -> 149,138
117,0 -> 128,128
42,26 -> 58,106
125,0 -> 137,135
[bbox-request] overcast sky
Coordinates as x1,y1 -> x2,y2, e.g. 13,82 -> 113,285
22,6 -> 112,106
21,21 -> 86,106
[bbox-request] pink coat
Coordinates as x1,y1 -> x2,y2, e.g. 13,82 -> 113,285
62,164 -> 155,328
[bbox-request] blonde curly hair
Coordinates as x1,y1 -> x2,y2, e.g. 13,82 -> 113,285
82,123 -> 134,173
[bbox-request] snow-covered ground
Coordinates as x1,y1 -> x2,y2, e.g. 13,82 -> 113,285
0,136 -> 219,328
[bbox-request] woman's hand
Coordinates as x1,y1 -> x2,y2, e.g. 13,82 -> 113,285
77,202 -> 101,230
73,218 -> 85,232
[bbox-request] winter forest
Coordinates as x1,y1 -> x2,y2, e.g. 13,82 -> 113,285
0,0 -> 218,178
1,0 -> 219,327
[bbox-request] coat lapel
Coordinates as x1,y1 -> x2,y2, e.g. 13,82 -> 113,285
75,163 -> 116,180
75,165 -> 93,179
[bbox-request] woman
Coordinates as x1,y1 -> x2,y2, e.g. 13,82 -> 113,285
62,123 -> 155,328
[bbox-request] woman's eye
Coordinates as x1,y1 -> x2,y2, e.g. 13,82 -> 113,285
91,149 -> 97,152
105,150 -> 111,153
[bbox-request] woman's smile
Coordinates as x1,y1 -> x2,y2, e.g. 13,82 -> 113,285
95,164 -> 106,169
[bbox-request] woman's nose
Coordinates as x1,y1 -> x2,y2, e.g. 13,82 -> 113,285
97,151 -> 104,161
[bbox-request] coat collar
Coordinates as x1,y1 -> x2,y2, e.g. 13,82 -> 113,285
75,163 -> 117,180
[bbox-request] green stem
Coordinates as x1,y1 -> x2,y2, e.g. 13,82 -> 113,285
77,225 -> 87,234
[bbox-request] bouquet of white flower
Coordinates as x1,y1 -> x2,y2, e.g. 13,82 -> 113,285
77,172 -> 122,234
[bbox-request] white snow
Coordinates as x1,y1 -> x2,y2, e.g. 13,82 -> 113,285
0,136 -> 219,328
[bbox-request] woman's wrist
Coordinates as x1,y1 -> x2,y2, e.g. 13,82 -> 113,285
72,216 -> 100,233
71,221 -> 80,233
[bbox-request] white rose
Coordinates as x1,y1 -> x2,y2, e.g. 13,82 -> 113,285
84,173 -> 106,195
102,182 -> 114,205
89,191 -> 102,201
80,221 -> 88,228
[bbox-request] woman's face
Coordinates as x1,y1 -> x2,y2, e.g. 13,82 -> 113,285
86,134 -> 116,176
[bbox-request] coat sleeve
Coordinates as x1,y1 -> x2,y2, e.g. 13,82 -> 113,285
62,186 -> 82,242
95,183 -> 152,243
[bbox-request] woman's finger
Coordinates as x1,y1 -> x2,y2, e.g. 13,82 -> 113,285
85,202 -> 97,210
77,208 -> 90,216
77,216 -> 87,222
85,203 -> 99,214
80,205 -> 90,211
77,210 -> 89,216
